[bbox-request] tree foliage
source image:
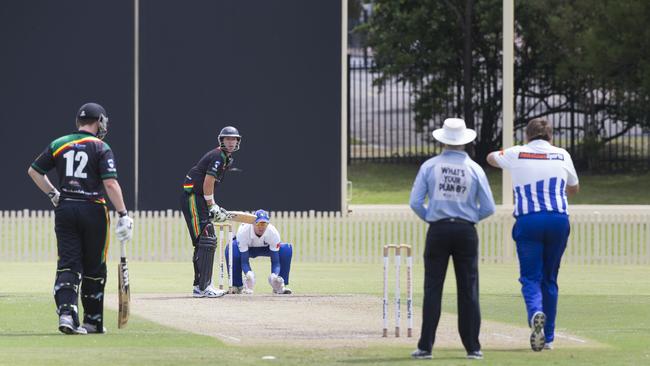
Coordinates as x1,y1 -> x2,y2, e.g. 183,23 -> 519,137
362,0 -> 499,159
363,0 -> 650,166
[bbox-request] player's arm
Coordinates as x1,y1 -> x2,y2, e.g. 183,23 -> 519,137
565,152 -> 580,196
203,153 -> 227,207
28,148 -> 59,206
567,184 -> 579,196
104,178 -> 134,241
203,174 -> 228,222
241,250 -> 252,274
98,147 -> 127,213
27,167 -> 57,196
203,174 -> 216,205
236,230 -> 253,273
268,227 -> 282,275
487,151 -> 500,168
270,248 -> 281,275
486,152 -> 500,168
103,178 -> 127,214
488,147 -> 519,169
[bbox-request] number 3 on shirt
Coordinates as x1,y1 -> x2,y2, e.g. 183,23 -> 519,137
62,150 -> 88,178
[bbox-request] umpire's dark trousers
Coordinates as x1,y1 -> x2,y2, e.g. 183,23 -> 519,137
417,219 -> 481,353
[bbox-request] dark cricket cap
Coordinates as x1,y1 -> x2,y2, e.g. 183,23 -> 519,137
77,102 -> 107,119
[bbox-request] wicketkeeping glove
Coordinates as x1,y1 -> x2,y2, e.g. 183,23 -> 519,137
244,271 -> 256,291
115,214 -> 134,242
268,273 -> 285,294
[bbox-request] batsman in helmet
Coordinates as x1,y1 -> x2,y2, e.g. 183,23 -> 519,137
27,102 -> 134,334
180,126 -> 241,298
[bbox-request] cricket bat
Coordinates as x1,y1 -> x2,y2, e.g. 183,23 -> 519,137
226,211 -> 257,224
117,239 -> 130,328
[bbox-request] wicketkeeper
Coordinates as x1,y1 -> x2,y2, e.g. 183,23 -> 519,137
225,210 -> 293,295
180,126 -> 240,298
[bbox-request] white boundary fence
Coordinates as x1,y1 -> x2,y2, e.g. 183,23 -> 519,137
1,205 -> 649,264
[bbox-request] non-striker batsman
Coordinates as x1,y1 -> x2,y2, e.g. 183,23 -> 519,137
28,102 -> 134,335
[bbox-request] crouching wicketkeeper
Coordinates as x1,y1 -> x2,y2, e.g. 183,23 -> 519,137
225,210 -> 293,294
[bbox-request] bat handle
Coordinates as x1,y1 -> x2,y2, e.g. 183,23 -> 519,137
120,239 -> 129,259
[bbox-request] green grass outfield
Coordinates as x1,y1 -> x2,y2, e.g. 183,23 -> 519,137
348,162 -> 650,205
1,262 -> 649,365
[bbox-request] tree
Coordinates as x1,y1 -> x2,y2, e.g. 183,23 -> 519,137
363,0 -> 504,159
517,0 -> 650,169
363,0 -> 650,168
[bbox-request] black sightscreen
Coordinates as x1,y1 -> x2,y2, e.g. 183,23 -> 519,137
0,0 -> 341,211
0,0 -> 135,210
139,0 -> 341,211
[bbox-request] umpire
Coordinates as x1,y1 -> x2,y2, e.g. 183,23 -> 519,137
409,118 -> 496,360
28,102 -> 133,335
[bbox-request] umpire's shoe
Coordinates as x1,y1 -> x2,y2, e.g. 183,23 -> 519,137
58,315 -> 88,335
530,311 -> 546,352
410,349 -> 433,359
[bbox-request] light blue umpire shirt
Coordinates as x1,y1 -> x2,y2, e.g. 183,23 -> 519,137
410,150 -> 496,223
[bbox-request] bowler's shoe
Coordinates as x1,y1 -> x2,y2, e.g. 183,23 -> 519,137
530,311 -> 546,352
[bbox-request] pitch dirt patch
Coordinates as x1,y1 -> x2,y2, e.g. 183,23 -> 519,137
106,293 -> 595,349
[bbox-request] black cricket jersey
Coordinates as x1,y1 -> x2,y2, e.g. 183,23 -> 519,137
31,131 -> 117,204
183,147 -> 232,195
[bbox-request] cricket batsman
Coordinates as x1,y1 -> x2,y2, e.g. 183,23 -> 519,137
27,102 -> 133,334
180,126 -> 241,298
225,210 -> 293,294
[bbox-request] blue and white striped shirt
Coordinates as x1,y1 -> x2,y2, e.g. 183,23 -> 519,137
410,150 -> 496,223
492,140 -> 579,217
513,177 -> 568,216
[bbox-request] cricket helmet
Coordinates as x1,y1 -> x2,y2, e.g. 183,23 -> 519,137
77,102 -> 109,139
218,126 -> 241,152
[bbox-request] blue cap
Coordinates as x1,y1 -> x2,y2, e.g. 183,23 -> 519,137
254,209 -> 270,223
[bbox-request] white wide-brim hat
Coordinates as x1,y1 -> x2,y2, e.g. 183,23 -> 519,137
432,118 -> 477,145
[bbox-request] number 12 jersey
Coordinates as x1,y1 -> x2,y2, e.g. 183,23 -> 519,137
31,131 -> 117,203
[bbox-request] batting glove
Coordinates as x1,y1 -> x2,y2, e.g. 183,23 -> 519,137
217,206 -> 230,222
47,189 -> 60,207
115,213 -> 134,242
208,204 -> 229,222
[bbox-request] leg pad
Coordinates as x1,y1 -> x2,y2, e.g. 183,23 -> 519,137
194,223 -> 217,291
